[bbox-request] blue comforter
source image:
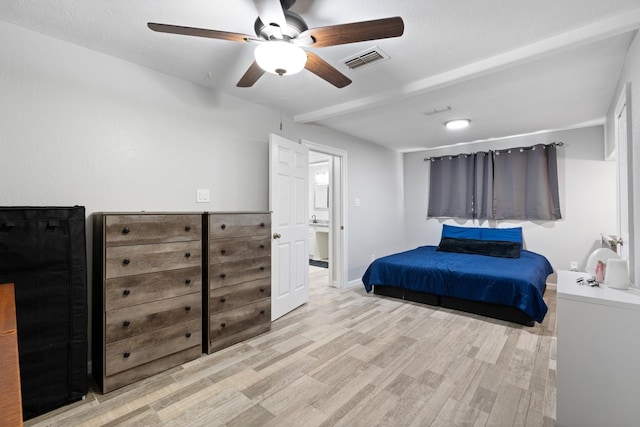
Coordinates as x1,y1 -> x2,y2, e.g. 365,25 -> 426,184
362,246 -> 552,323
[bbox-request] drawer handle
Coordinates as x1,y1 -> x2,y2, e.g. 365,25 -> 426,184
221,249 -> 226,255
220,273 -> 226,279
185,225 -> 191,231
221,224 -> 226,230
123,320 -> 131,327
259,244 -> 265,249
186,332 -> 192,338
185,279 -> 191,285
221,322 -> 226,328
260,287 -> 265,293
220,297 -> 226,303
123,258 -> 131,265
260,310 -> 266,315
185,306 -> 192,312
122,227 -> 130,234
260,222 -> 265,227
123,352 -> 131,358
185,252 -> 191,258
123,289 -> 131,296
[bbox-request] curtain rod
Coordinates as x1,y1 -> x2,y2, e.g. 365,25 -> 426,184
423,141 -> 564,162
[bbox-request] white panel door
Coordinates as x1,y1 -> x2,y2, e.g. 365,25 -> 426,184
269,133 -> 309,320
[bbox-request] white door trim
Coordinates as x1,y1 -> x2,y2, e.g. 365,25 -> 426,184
303,140 -> 348,289
614,82 -> 633,283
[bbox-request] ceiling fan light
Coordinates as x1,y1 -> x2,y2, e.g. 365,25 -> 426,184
254,41 -> 307,76
444,119 -> 471,130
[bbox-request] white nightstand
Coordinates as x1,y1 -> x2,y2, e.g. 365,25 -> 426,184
556,270 -> 640,427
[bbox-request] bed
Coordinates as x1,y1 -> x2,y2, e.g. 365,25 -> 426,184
362,225 -> 553,326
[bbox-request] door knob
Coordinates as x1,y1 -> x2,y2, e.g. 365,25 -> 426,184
273,233 -> 281,239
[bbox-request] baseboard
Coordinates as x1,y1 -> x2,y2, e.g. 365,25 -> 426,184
347,278 -> 363,289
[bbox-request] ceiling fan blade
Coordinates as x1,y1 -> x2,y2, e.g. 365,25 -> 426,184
237,61 -> 266,87
302,16 -> 404,48
253,0 -> 288,29
148,22 -> 253,43
305,52 -> 351,88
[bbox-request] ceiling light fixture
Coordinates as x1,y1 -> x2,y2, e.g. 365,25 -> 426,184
254,41 -> 307,76
444,119 -> 471,130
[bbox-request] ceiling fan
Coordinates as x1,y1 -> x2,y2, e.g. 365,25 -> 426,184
148,0 -> 404,88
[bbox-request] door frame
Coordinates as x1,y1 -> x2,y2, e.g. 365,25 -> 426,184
303,140 -> 348,289
614,82 -> 633,281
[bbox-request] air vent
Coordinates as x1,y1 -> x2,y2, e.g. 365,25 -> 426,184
341,46 -> 390,71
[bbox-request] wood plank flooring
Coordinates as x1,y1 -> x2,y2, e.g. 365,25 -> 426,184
26,266 -> 557,426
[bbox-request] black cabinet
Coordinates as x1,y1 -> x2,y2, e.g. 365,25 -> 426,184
0,206 -> 88,420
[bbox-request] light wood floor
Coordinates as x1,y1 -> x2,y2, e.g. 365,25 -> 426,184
26,266 -> 557,427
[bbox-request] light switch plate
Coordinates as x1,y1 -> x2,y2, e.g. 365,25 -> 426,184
354,198 -> 361,207
196,189 -> 210,203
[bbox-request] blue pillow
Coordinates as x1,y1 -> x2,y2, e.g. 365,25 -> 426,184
441,224 -> 523,247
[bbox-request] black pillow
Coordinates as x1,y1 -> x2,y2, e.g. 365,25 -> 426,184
437,237 -> 521,258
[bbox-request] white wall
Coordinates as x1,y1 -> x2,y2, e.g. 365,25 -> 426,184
606,30 -> 640,286
404,126 -> 617,279
0,19 -> 406,284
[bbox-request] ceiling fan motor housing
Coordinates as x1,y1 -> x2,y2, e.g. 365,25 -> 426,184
254,10 -> 308,40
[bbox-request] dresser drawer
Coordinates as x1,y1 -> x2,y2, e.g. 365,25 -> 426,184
105,319 -> 201,376
209,235 -> 271,264
105,266 -> 201,311
105,293 -> 201,343
105,214 -> 201,246
209,256 -> 270,288
209,299 -> 271,342
209,278 -> 271,313
106,241 -> 201,278
209,213 -> 271,239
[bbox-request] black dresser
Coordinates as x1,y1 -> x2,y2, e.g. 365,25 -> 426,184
0,206 -> 88,419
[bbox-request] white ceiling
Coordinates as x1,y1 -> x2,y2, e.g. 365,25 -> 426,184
1,0 -> 639,152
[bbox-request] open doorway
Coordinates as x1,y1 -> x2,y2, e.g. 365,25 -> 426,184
305,141 -> 347,289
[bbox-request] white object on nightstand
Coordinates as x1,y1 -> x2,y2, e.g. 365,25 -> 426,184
584,247 -> 619,276
556,270 -> 640,427
606,258 -> 631,289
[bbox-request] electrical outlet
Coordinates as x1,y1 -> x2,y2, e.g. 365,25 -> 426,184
355,198 -> 361,207
570,261 -> 578,271
196,189 -> 210,203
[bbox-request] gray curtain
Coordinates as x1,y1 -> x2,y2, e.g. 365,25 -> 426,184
428,144 -> 561,220
474,151 -> 494,219
427,154 -> 475,218
492,145 -> 562,220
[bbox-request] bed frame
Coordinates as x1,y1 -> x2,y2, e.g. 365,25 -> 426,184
373,284 -> 546,327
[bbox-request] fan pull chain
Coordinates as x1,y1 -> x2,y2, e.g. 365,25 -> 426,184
279,75 -> 283,131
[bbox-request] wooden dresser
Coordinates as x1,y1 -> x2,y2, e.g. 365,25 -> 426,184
205,212 -> 271,353
0,283 -> 23,427
93,213 -> 203,393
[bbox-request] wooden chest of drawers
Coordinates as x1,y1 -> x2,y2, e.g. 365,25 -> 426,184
93,213 -> 203,393
205,212 -> 271,353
